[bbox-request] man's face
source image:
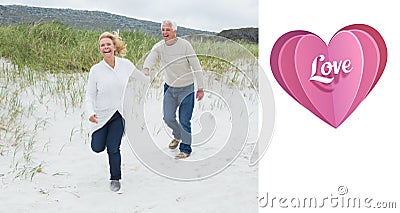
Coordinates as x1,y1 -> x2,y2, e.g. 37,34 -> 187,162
161,23 -> 177,42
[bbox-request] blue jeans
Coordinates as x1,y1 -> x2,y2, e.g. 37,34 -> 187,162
163,83 -> 194,154
91,111 -> 124,180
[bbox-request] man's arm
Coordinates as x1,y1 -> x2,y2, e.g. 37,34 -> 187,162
143,44 -> 160,75
196,88 -> 204,101
186,43 -> 204,100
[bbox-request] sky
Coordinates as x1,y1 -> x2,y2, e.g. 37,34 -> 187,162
0,0 -> 258,32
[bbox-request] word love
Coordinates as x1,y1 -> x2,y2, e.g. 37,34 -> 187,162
310,54 -> 353,84
270,24 -> 387,128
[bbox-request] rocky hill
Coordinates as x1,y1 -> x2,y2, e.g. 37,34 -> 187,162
0,5 -> 259,43
217,27 -> 258,43
0,4 -> 213,37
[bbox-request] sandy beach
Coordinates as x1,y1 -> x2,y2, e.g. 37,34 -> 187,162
0,58 -> 259,212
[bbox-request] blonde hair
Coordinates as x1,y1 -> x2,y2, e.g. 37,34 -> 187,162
98,31 -> 127,56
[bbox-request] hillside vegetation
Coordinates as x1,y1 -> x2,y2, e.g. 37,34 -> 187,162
0,21 -> 158,73
217,27 -> 258,43
0,22 -> 258,73
0,5 -> 212,37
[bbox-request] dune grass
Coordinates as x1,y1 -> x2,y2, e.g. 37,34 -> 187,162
0,21 -> 258,73
0,21 -> 159,73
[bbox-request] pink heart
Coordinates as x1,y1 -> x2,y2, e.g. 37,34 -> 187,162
274,33 -> 330,124
270,25 -> 387,128
337,24 -> 387,94
270,30 -> 311,96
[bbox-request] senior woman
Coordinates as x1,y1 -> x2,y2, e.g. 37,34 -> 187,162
85,31 -> 138,192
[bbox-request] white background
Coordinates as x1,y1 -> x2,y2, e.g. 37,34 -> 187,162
259,0 -> 399,212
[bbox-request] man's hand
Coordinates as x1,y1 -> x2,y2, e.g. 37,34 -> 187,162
196,89 -> 204,101
143,68 -> 150,76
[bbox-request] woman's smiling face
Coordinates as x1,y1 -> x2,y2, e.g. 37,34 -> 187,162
99,37 -> 116,58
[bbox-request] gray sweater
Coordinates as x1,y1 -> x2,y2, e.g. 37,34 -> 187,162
143,38 -> 204,89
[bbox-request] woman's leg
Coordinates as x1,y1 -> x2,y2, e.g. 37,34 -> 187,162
91,126 -> 108,153
106,111 -> 125,180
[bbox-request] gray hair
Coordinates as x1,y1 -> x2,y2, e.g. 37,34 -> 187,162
161,20 -> 177,31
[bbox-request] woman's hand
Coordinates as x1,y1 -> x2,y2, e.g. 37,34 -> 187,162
89,114 -> 99,124
143,68 -> 150,76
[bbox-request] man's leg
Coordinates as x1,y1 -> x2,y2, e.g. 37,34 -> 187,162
163,84 -> 181,142
177,84 -> 195,154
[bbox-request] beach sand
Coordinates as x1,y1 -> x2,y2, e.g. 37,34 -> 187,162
0,64 -> 259,212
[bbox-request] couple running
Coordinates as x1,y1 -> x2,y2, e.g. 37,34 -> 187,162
84,20 -> 204,192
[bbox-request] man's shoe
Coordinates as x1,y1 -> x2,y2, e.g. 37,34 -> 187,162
169,139 -> 180,149
110,180 -> 121,192
175,152 -> 190,159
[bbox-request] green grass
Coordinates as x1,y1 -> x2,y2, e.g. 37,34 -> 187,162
0,21 -> 159,73
0,21 -> 258,73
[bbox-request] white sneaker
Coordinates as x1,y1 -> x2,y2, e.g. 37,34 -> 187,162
110,180 -> 121,192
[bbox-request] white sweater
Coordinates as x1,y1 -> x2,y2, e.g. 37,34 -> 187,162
143,38 -> 204,89
85,56 -> 138,133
